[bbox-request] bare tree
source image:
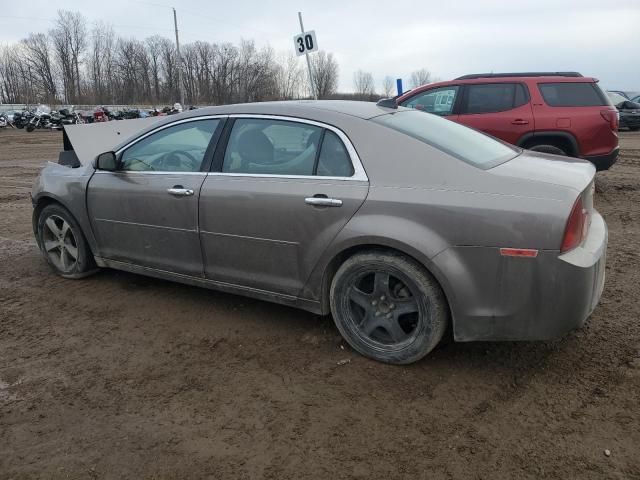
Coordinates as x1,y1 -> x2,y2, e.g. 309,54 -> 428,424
1,10 -> 348,106
310,51 -> 338,99
382,75 -> 395,97
275,52 -> 302,100
21,33 -> 57,102
410,68 -> 432,89
353,70 -> 376,99
50,10 -> 87,103
0,46 -> 31,103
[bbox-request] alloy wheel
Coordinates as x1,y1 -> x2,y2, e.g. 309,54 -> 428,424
42,214 -> 79,273
347,270 -> 422,345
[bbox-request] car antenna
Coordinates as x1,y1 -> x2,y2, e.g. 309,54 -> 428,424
376,98 -> 398,109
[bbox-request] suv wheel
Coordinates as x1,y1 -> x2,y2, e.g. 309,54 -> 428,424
330,251 -> 448,364
528,144 -> 567,156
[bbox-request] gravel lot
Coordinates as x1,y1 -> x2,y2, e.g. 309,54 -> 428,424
1,129 -> 639,479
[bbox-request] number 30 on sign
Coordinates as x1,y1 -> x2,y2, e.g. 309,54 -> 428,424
293,30 -> 318,56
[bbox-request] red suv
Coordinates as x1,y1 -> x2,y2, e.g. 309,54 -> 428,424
396,72 -> 619,170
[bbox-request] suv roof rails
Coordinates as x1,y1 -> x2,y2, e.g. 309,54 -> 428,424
455,72 -> 583,80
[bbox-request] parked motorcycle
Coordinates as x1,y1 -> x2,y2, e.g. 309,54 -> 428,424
25,105 -> 53,132
12,110 -> 34,129
50,108 -> 83,129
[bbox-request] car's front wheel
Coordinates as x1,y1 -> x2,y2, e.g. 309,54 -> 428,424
330,251 -> 448,364
37,204 -> 96,279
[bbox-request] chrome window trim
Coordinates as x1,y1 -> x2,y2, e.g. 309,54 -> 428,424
107,113 -> 368,181
222,114 -> 368,181
94,170 -> 207,176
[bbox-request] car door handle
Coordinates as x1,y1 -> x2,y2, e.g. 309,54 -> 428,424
305,197 -> 343,207
511,119 -> 529,125
167,187 -> 194,197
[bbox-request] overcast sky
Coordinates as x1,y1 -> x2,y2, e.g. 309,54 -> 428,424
1,0 -> 639,92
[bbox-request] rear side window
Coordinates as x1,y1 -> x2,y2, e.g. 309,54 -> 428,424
316,131 -> 354,177
538,82 -> 608,107
372,110 -> 518,168
461,83 -> 529,114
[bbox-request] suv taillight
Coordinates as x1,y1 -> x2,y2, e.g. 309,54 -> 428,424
561,196 -> 589,253
600,110 -> 618,131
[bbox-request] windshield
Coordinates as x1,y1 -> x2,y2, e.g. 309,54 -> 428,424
372,110 -> 518,168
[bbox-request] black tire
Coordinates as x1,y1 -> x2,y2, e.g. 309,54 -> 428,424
25,124 -> 35,132
36,204 -> 96,279
629,127 -> 640,132
330,251 -> 449,364
528,144 -> 566,156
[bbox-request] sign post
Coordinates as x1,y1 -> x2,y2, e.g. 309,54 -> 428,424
294,12 -> 318,100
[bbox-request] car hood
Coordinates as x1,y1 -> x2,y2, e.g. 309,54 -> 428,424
63,117 -> 163,165
490,150 -> 595,194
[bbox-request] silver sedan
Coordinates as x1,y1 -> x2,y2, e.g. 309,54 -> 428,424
31,101 -> 607,364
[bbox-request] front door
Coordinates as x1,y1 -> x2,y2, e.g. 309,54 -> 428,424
199,117 -> 369,296
87,118 -> 223,276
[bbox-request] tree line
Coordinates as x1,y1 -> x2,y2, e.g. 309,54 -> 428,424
0,10 -> 436,106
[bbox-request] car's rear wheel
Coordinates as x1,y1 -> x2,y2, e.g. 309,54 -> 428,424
37,204 -> 96,279
528,144 -> 567,156
330,251 -> 448,364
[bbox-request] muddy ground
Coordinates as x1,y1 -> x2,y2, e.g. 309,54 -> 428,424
0,128 -> 639,479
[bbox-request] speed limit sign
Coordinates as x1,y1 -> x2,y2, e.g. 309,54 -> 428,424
293,30 -> 318,56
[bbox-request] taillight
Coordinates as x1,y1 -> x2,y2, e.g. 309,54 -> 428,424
561,196 -> 589,253
600,109 -> 618,131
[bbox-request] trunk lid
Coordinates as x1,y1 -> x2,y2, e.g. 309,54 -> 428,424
490,150 -> 595,197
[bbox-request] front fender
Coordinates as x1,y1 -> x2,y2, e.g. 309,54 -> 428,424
31,163 -> 97,253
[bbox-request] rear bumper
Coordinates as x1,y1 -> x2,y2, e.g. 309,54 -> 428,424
433,212 -> 608,342
583,147 -> 619,171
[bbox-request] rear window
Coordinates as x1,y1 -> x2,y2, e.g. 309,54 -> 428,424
538,82 -> 609,107
372,110 -> 518,168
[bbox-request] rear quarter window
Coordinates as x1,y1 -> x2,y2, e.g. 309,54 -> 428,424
538,82 -> 609,107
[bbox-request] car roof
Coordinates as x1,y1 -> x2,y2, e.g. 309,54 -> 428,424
106,100 -> 403,155
186,100 -> 398,120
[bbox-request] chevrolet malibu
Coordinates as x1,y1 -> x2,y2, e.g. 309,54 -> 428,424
31,101 -> 607,364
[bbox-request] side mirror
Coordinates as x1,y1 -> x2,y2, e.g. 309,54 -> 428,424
95,151 -> 118,171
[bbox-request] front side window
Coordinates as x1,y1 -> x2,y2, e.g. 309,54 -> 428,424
372,110 -> 518,168
120,119 -> 220,172
461,83 -> 526,114
538,82 -> 609,107
400,86 -> 459,116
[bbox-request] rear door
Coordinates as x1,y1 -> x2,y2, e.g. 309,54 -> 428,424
456,82 -> 534,145
199,116 -> 369,297
399,85 -> 461,121
87,117 -> 224,276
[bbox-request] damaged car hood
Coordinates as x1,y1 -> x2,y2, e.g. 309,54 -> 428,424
63,117 -> 163,165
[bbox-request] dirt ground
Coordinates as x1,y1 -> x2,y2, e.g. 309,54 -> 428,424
0,128 -> 639,480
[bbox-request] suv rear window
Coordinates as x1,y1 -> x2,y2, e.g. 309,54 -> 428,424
372,110 -> 518,168
538,82 -> 609,107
